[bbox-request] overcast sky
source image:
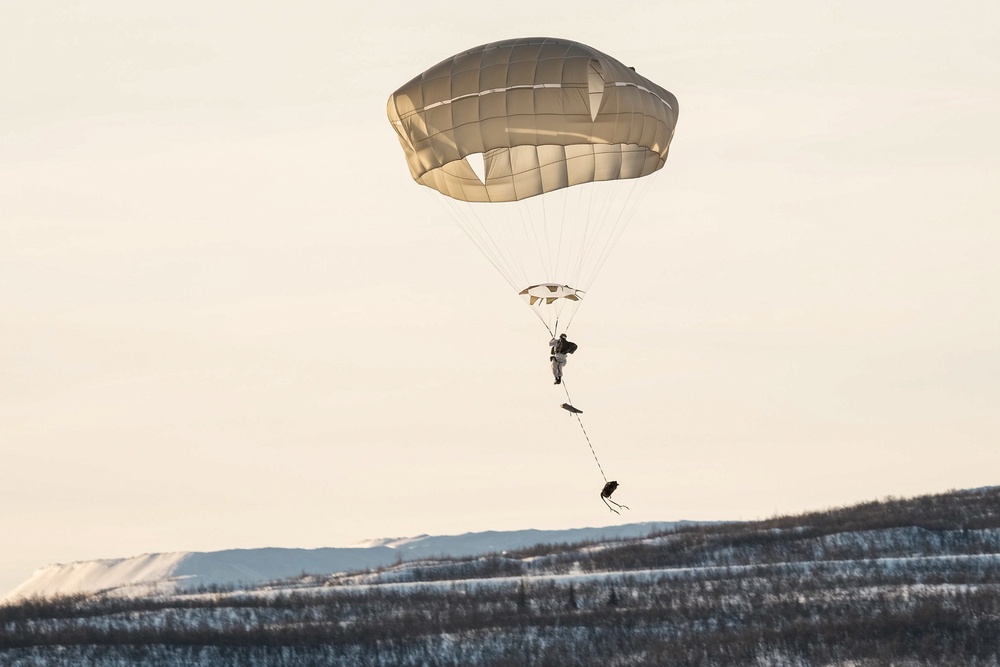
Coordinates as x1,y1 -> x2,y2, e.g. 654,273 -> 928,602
3,0 -> 999,596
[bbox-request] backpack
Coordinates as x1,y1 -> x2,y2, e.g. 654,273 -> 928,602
562,340 -> 578,354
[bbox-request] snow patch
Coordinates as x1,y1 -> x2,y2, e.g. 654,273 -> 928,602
6,553 -> 189,600
4,522 -> 682,601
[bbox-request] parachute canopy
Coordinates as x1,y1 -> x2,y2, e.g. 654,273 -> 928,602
387,38 -> 678,334
387,37 -> 678,203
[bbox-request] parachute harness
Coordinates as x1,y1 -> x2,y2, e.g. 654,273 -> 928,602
561,380 -> 629,514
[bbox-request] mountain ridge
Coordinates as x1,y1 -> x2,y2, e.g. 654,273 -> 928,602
4,521 -> 686,601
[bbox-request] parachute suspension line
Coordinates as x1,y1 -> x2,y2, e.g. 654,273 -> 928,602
539,186 -> 558,283
582,177 -> 640,276
532,303 -> 555,337
582,179 -> 632,272
522,197 -> 548,289
586,178 -> 605,279
430,190 -> 524,293
570,179 -> 625,293
554,178 -> 571,286
559,181 -> 604,334
590,173 -> 659,282
431,192 -> 511,286
565,182 -> 593,292
525,187 -> 580,335
467,199 -> 530,291
423,167 -> 660,338
556,179 -> 625,335
567,181 -> 588,291
526,195 -> 569,334
561,380 -> 608,484
598,172 -> 659,271
559,290 -> 582,334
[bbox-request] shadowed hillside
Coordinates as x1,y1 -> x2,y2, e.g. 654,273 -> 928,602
3,487 -> 1000,666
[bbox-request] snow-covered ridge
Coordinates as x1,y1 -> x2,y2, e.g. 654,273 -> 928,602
5,522 -> 681,601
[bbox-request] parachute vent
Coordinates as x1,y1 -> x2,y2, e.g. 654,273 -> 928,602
466,153 -> 487,184
588,59 -> 604,121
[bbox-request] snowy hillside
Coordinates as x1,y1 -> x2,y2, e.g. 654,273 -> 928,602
4,522 -> 681,601
3,488 -> 1000,667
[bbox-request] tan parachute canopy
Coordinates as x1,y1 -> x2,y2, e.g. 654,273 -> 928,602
387,38 -> 678,335
387,37 -> 678,203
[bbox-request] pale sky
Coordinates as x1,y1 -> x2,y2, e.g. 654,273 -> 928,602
3,0 -> 999,596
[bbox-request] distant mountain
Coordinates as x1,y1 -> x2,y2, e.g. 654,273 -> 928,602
4,522 -> 684,600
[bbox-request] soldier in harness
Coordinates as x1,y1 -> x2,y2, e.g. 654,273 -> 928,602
549,333 -> 577,384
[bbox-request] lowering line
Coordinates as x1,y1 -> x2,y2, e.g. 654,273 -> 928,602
560,380 -> 607,484
560,380 -> 629,514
